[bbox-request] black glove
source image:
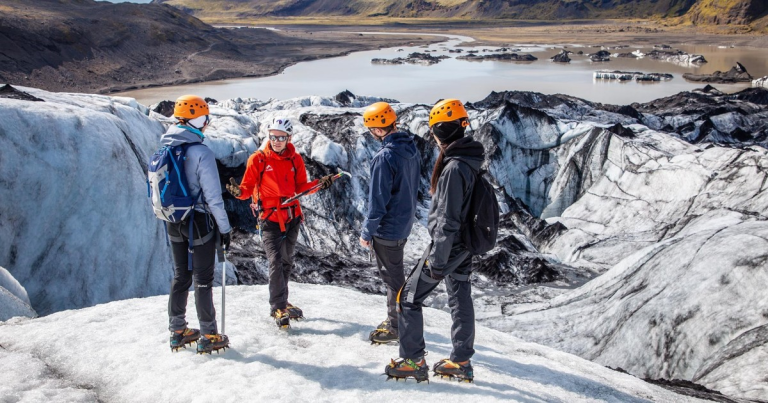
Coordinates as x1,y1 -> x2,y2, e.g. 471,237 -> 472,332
221,231 -> 231,251
318,174 -> 334,190
226,177 -> 241,198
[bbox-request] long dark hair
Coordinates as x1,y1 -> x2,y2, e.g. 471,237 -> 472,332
429,146 -> 446,195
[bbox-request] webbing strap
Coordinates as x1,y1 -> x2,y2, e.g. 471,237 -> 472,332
449,273 -> 470,282
168,228 -> 214,247
187,210 -> 195,271
406,244 -> 432,304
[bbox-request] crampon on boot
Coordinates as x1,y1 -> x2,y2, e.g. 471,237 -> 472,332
368,319 -> 398,345
433,359 -> 474,383
384,357 -> 429,383
196,333 -> 229,354
272,308 -> 290,329
286,302 -> 304,320
170,328 -> 200,352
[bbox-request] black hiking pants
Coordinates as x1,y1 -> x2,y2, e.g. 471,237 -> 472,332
398,247 -> 475,363
262,217 -> 301,312
372,236 -> 407,333
167,213 -> 218,335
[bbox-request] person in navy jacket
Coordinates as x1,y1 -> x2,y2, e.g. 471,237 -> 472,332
359,102 -> 421,344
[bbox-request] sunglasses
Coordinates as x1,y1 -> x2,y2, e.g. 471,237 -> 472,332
269,135 -> 289,142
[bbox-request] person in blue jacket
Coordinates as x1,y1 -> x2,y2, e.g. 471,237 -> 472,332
162,95 -> 232,355
359,102 -> 421,344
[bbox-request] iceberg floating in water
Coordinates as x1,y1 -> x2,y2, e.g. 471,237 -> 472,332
593,70 -> 673,82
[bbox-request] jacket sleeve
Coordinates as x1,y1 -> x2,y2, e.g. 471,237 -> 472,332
197,148 -> 232,234
361,154 -> 394,241
428,163 -> 470,271
294,155 -> 320,194
238,152 -> 262,201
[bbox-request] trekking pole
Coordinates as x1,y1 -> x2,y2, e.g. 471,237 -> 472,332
221,251 -> 227,335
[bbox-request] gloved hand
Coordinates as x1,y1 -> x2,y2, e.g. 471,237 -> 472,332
221,231 -> 231,251
226,177 -> 241,198
318,174 -> 334,190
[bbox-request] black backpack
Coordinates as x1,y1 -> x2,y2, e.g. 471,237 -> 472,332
457,161 -> 499,255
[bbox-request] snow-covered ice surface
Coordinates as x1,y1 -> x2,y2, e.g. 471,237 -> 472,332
0,87 -> 173,316
0,283 -> 705,403
3,85 -> 768,400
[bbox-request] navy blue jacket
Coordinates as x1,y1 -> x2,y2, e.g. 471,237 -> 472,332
361,131 -> 421,241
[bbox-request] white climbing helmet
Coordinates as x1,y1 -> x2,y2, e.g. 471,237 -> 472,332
268,116 -> 293,134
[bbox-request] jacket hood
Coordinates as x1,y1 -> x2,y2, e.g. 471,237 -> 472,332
382,131 -> 419,160
161,125 -> 204,147
262,142 -> 297,160
444,136 -> 484,171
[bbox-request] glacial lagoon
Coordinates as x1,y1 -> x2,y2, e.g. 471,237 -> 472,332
118,32 -> 768,106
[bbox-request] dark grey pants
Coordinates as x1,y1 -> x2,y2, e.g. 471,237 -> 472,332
372,236 -> 407,333
398,247 -> 475,363
261,217 -> 301,312
167,213 -> 218,335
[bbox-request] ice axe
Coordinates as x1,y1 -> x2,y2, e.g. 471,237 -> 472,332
280,170 -> 350,206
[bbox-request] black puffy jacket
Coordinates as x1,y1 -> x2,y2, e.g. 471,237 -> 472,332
427,136 -> 485,274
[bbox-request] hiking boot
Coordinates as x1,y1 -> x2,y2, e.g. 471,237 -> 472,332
370,329 -> 399,344
196,333 -> 229,354
170,328 -> 200,352
272,308 -> 290,329
433,359 -> 474,382
286,302 -> 304,320
384,357 -> 429,383
369,319 -> 398,344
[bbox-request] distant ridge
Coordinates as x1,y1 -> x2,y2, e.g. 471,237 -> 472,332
153,0 -> 767,27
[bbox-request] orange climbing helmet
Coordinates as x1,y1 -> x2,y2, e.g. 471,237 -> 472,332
429,99 -> 469,128
363,102 -> 397,128
173,95 -> 209,120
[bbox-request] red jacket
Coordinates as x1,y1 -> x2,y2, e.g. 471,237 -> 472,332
237,143 -> 319,230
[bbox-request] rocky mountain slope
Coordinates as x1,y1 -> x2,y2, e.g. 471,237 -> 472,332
0,0 -> 434,94
685,0 -> 768,26
155,0 -> 767,25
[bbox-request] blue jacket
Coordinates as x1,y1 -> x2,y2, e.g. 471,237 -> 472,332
361,131 -> 421,241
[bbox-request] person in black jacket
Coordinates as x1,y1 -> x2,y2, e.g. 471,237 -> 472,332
385,99 -> 482,383
359,102 -> 421,344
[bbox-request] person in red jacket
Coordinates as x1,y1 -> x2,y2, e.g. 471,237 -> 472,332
227,117 -> 333,328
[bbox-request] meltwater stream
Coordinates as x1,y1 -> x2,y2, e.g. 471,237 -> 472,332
117,30 -> 767,106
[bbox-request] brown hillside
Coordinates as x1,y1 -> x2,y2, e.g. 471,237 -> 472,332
153,0 -> 768,29
0,0 -> 435,94
684,0 -> 768,25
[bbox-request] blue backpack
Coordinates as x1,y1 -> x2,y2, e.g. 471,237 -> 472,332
147,144 -> 198,223
147,143 -> 203,270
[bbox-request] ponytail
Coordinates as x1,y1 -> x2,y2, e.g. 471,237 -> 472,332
429,146 -> 446,195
